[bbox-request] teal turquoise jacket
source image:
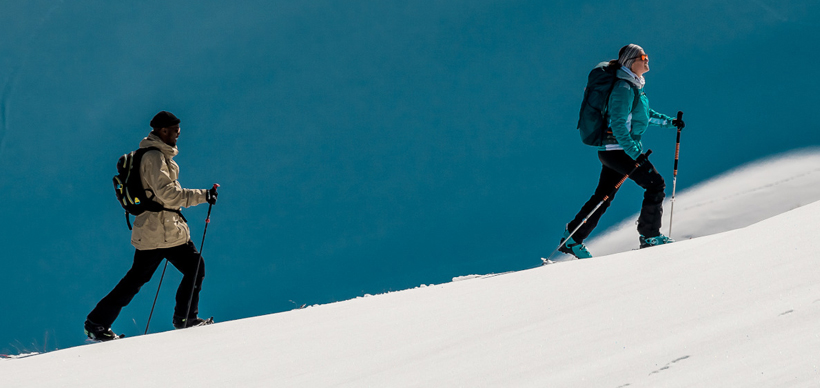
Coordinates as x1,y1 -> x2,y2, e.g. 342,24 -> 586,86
598,67 -> 676,159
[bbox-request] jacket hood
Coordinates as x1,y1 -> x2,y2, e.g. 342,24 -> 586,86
617,67 -> 646,90
139,133 -> 179,158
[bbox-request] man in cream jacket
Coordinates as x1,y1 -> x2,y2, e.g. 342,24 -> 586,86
85,111 -> 218,341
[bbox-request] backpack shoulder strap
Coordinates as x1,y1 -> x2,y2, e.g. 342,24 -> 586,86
132,147 -> 187,221
133,147 -> 162,200
608,79 -> 641,113
131,147 -> 166,211
603,78 -> 627,116
631,84 -> 641,111
134,147 -> 161,164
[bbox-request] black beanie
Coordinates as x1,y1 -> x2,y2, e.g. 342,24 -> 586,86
150,111 -> 181,129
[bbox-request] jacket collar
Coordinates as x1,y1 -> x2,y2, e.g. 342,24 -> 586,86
139,133 -> 179,158
618,66 -> 646,90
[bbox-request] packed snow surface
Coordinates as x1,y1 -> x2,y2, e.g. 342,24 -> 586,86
3,194 -> 820,385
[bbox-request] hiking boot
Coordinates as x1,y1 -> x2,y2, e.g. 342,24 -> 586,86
639,234 -> 675,249
558,229 -> 592,259
173,316 -> 214,329
84,320 -> 120,342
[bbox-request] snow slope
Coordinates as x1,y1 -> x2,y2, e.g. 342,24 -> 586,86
2,202 -> 819,386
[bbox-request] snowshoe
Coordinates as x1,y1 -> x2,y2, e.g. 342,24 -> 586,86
84,320 -> 122,342
173,316 -> 214,329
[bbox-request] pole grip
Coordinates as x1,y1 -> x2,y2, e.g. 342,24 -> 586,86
676,111 -> 683,121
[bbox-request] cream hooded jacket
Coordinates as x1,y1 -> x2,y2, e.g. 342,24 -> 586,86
131,133 -> 208,250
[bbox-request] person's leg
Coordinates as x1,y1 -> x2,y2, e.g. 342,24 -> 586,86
166,241 -> 205,321
599,151 -> 666,237
87,249 -> 165,328
567,151 -> 628,242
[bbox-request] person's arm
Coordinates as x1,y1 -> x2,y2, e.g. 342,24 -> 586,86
141,151 -> 207,208
648,109 -> 676,128
608,80 -> 642,160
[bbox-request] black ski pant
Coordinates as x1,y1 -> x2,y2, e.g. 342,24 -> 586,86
87,241 -> 205,328
567,150 -> 665,242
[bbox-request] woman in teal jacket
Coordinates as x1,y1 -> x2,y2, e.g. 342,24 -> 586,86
559,44 -> 684,258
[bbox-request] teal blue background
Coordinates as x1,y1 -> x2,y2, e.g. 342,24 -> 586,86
1,0 -> 818,353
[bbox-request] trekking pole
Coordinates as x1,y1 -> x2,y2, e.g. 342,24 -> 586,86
183,184 -> 219,324
144,260 -> 169,334
668,111 -> 683,238
542,150 -> 653,265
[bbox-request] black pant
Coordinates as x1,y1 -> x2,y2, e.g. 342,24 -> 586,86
87,241 -> 205,328
567,150 -> 665,242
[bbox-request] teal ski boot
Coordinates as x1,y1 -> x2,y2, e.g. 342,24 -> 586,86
639,234 -> 675,249
558,229 -> 593,259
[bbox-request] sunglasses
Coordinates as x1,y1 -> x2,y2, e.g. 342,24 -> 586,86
631,54 -> 649,61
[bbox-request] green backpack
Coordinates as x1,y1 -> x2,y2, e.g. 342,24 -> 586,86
577,61 -> 639,146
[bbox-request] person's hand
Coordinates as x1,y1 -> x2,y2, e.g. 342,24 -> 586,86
672,118 -> 685,130
636,150 -> 652,165
206,184 -> 219,205
625,142 -> 643,161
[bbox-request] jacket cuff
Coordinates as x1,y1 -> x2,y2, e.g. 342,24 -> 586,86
194,189 -> 208,206
625,143 -> 643,160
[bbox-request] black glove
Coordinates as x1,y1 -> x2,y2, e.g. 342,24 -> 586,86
206,185 -> 218,205
636,149 -> 653,165
672,118 -> 685,130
